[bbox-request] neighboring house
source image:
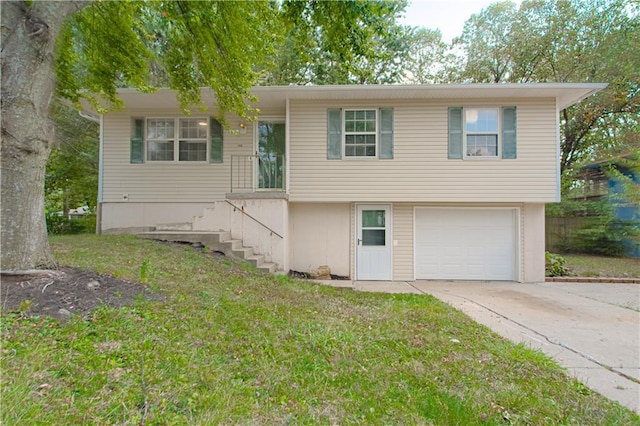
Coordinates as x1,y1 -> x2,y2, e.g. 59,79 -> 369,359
93,83 -> 605,282
575,155 -> 640,257
54,205 -> 90,219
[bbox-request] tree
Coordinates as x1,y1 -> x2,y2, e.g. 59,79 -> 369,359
2,1 -> 87,269
265,0 -> 410,85
454,0 -> 640,173
403,27 -> 451,84
46,101 -> 99,218
455,1 -> 518,83
1,0 -> 274,270
2,0 -> 413,270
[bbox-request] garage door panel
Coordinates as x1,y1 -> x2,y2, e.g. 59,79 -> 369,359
415,208 -> 517,281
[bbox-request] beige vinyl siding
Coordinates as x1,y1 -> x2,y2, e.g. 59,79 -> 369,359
288,99 -> 558,203
102,109 -> 280,202
392,204 -> 414,281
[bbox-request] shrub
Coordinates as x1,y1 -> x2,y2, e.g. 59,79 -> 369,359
547,198 -> 638,257
47,214 -> 96,235
569,216 -> 632,256
545,252 -> 568,277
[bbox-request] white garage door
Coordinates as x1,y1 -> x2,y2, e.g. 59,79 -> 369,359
415,208 -> 518,281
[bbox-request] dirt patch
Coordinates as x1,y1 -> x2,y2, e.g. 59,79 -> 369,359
1,267 -> 163,322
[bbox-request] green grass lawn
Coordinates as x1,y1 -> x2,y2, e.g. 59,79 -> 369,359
563,254 -> 640,278
2,235 -> 638,425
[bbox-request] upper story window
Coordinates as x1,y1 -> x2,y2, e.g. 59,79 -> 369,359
448,106 -> 517,160
130,117 -> 223,164
465,108 -> 499,157
344,109 -> 377,157
327,108 -> 394,160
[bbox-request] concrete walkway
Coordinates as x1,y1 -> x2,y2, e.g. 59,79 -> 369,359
322,279 -> 640,413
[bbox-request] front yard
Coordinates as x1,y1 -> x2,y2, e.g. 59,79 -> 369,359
1,235 -> 637,424
563,254 -> 640,278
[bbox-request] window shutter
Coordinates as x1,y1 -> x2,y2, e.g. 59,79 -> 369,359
448,107 -> 463,159
130,118 -> 144,164
327,108 -> 342,159
379,108 -> 394,159
210,117 -> 223,163
502,106 -> 517,159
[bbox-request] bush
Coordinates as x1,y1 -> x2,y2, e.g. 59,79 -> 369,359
545,252 -> 568,277
547,199 -> 638,257
47,214 -> 96,235
568,216 -> 632,256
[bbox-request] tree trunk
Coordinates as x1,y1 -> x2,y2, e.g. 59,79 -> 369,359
1,1 -> 87,270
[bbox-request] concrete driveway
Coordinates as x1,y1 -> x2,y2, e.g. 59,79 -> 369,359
342,280 -> 640,413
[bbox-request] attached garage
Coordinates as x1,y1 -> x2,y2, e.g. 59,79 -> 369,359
414,208 -> 519,281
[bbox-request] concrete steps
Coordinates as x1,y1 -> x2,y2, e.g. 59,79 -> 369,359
139,230 -> 277,274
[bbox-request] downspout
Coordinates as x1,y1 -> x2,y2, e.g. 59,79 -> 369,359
285,98 -> 290,193
96,114 -> 104,234
555,100 -> 561,202
284,97 -> 291,272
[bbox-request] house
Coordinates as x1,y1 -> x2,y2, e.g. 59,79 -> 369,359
94,83 -> 606,282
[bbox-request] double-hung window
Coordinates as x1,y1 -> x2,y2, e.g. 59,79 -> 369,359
139,118 -> 210,162
131,117 -> 223,164
344,109 -> 377,158
465,108 -> 499,157
448,106 -> 517,160
326,108 -> 394,160
178,118 -> 208,161
147,119 -> 176,161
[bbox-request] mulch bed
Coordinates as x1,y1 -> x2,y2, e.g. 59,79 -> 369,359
1,267 -> 163,321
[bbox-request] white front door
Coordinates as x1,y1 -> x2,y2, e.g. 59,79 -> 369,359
356,205 -> 392,280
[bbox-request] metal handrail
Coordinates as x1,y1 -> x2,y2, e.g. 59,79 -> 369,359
230,154 -> 285,193
224,200 -> 283,239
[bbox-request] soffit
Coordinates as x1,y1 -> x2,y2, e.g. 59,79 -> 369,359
110,83 -> 606,114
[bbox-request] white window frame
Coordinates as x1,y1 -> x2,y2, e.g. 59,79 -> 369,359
178,117 -> 209,162
463,107 -> 501,160
343,108 -> 378,159
145,117 -> 209,163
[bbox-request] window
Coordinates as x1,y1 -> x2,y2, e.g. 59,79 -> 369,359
131,117 -> 223,164
147,119 -> 175,161
345,109 -> 377,157
178,118 -> 208,161
326,108 -> 394,160
465,108 -> 498,157
448,107 -> 517,160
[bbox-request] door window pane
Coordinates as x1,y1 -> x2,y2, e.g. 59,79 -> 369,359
363,230 -> 385,246
362,210 -> 385,227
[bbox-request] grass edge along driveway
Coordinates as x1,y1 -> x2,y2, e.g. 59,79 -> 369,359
2,235 -> 638,425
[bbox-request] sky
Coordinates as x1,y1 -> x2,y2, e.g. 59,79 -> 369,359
399,0 -> 511,42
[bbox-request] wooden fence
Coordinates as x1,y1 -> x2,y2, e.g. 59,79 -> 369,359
545,216 -> 589,253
